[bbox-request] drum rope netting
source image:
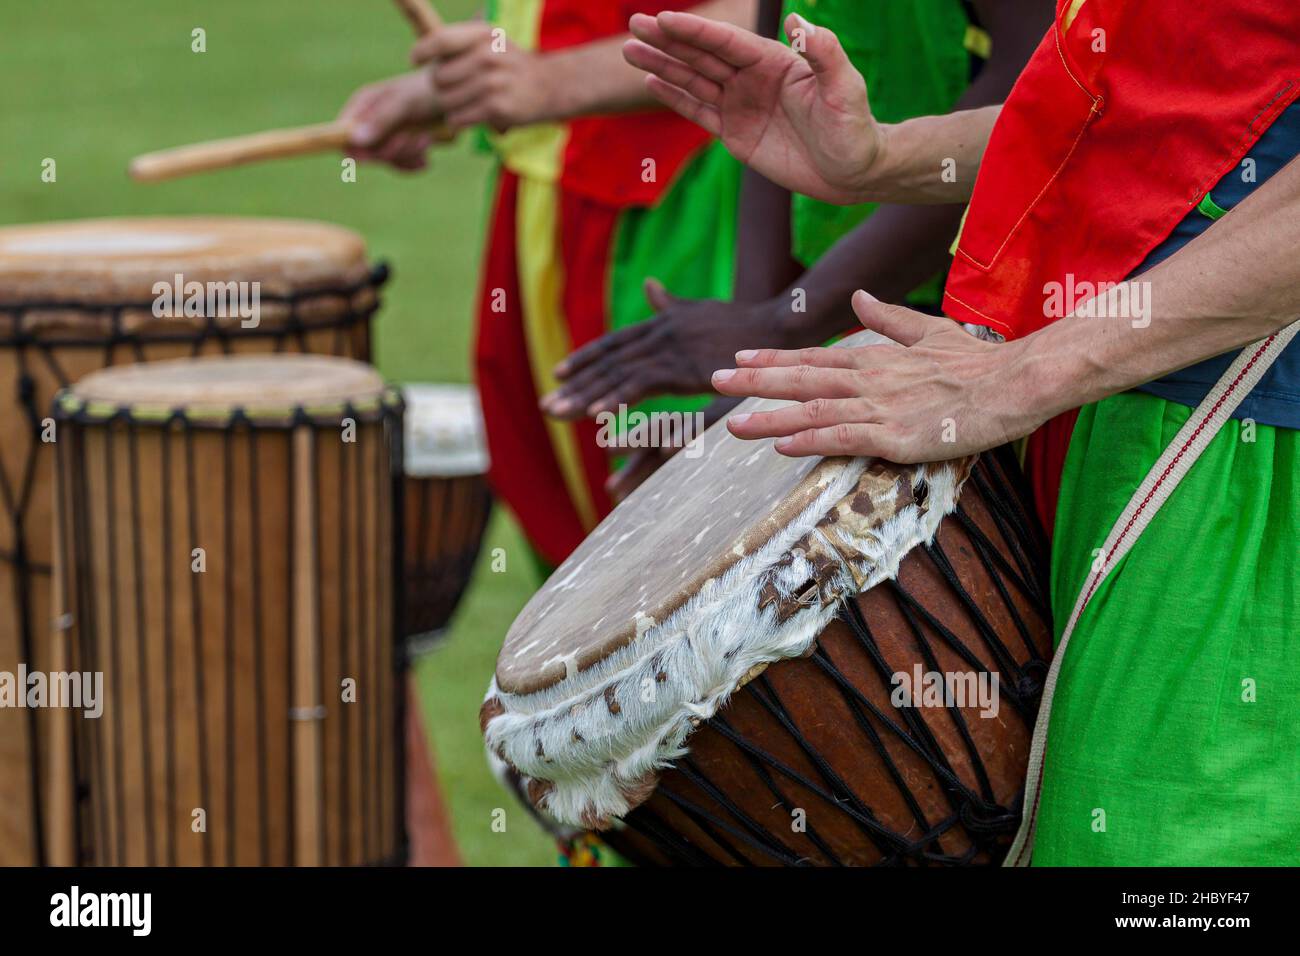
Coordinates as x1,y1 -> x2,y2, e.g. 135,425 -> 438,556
616,449 -> 1051,866
52,391 -> 407,866
0,265 -> 385,865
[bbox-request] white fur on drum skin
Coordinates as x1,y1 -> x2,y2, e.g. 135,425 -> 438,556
483,446 -> 970,830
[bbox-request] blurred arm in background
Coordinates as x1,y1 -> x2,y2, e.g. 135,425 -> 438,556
411,0 -> 757,132
337,1 -> 756,170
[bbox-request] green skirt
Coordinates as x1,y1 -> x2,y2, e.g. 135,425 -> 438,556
1034,391 -> 1300,865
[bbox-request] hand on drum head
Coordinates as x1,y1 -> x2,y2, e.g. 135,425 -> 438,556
542,279 -> 789,420
714,292 -> 1048,463
624,11 -> 883,205
338,72 -> 448,170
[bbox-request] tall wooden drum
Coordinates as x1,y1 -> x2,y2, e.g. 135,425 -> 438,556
0,217 -> 383,865
51,354 -> 404,866
401,384 -> 491,647
482,332 -> 1053,867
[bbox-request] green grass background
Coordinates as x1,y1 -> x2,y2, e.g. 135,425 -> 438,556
0,0 -> 554,866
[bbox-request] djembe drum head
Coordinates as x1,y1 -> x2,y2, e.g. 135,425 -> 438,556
0,217 -> 383,865
482,332 -> 1052,866
52,354 -> 404,866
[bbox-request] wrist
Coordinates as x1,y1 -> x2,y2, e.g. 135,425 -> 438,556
844,118 -> 892,203
528,51 -> 578,123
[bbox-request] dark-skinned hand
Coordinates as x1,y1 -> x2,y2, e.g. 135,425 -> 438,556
541,278 -> 789,421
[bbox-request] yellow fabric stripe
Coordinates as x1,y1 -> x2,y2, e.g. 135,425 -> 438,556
489,0 -> 567,181
515,175 -> 599,531
963,25 -> 992,60
1063,0 -> 1088,31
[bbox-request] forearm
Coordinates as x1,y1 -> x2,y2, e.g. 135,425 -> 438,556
541,0 -> 757,119
777,3 -> 1047,342
734,167 -> 799,301
856,106 -> 1001,204
1019,155 -> 1300,417
732,0 -> 798,301
775,203 -> 964,343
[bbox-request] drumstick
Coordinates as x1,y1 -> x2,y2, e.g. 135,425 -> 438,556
129,121 -> 353,182
394,0 -> 455,142
393,0 -> 444,35
129,2 -> 452,182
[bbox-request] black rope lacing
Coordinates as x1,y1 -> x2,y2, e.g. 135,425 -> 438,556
621,452 -> 1051,867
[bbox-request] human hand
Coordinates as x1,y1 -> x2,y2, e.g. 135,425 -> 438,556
623,11 -> 882,204
338,71 -> 444,170
542,279 -> 790,420
714,292 -> 1045,462
412,22 -> 553,132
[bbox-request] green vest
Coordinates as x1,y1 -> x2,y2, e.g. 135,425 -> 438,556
783,0 -> 973,283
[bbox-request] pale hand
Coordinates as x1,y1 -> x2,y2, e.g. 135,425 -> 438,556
412,22 -> 552,132
624,11 -> 882,204
713,292 -> 1048,463
338,71 -> 444,171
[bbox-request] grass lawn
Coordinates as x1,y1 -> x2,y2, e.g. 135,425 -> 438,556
1,0 -> 555,866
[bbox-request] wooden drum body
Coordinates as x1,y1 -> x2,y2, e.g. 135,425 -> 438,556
482,333 -> 1053,867
52,355 -> 404,866
0,217 -> 382,865
401,385 -> 491,645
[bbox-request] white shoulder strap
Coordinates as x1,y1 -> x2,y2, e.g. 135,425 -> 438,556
1005,320 -> 1300,866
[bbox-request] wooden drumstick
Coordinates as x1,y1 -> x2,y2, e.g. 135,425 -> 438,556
394,0 -> 456,141
129,121 -> 353,182
129,1 -> 451,182
393,0 -> 444,35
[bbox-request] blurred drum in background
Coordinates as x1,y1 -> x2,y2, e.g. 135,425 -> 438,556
401,384 -> 490,651
50,354 -> 404,866
0,217 -> 383,865
482,331 -> 1053,867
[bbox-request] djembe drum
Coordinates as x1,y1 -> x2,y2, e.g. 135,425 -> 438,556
0,217 -> 383,865
50,354 -> 404,866
482,335 -> 1053,866
401,384 -> 491,648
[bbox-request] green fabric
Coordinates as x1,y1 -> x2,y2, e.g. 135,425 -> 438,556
607,140 -> 743,421
1197,191 -> 1230,221
783,0 -> 971,298
1035,391 -> 1300,865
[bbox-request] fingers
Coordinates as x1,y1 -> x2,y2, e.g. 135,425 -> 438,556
432,45 -> 490,88
544,361 -> 660,420
643,75 -> 722,136
727,397 -> 872,440
733,345 -> 870,370
554,324 -> 653,380
772,423 -> 894,459
652,11 -> 771,70
434,71 -> 493,115
642,277 -> 680,313
851,290 -> 952,346
627,17 -> 737,84
782,13 -> 863,105
411,21 -> 493,65
623,40 -> 723,108
711,365 -> 865,401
